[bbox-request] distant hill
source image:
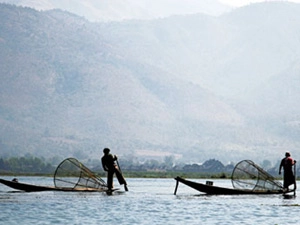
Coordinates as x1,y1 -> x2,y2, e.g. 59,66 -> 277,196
0,2 -> 300,164
0,0 -> 232,21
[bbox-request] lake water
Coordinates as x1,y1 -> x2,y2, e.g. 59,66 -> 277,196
0,176 -> 299,224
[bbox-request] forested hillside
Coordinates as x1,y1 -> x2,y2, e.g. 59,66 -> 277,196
0,2 -> 300,164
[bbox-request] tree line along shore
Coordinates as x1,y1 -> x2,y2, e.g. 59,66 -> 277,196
0,156 -> 296,179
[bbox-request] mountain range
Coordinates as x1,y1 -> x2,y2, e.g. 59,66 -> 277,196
0,0 -> 232,21
0,2 -> 300,165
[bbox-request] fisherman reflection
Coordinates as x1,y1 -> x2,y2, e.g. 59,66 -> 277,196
279,152 -> 296,190
101,148 -> 127,191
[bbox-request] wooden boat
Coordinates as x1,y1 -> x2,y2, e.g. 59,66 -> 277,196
0,178 -> 109,192
174,177 -> 294,195
0,158 -> 124,193
174,160 -> 296,195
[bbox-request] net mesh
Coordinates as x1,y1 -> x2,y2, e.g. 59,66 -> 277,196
54,158 -> 107,190
231,160 -> 283,191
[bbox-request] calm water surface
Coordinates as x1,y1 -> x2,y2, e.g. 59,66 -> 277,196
0,176 -> 299,224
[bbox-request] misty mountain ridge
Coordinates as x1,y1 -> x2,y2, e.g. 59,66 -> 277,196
0,0 -> 232,21
0,2 -> 300,164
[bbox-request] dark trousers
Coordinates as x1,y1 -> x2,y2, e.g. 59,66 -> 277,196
283,170 -> 295,188
107,165 -> 126,189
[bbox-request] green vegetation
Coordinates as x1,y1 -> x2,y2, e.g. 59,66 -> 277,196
0,157 -> 55,175
0,156 -> 295,180
120,171 -> 230,179
0,156 -> 231,178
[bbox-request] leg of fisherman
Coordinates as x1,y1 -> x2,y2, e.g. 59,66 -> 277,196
107,170 -> 114,189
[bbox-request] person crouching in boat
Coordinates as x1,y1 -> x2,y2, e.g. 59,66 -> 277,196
101,148 -> 127,191
279,152 -> 296,190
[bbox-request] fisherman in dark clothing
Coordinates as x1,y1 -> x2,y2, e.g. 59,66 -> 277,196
101,148 -> 127,190
279,152 -> 296,190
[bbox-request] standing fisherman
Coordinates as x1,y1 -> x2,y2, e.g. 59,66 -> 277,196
279,152 -> 296,190
101,148 -> 127,191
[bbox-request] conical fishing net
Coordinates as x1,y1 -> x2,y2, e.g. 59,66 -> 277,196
54,158 -> 107,190
231,160 -> 283,191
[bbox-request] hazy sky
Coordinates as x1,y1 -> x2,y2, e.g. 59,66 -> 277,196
220,0 -> 300,7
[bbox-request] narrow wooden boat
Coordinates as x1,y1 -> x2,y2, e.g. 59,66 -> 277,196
0,178 -> 108,192
174,177 -> 294,195
174,160 -> 296,195
0,158 -> 123,193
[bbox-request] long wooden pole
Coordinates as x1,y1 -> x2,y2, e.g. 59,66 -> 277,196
116,160 -> 128,191
174,180 -> 179,195
294,162 -> 297,196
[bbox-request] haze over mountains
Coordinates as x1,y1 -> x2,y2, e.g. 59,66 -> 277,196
0,0 -> 232,21
0,2 -> 300,164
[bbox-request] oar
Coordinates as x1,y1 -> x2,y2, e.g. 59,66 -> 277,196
174,179 -> 179,195
116,159 -> 128,191
294,161 -> 297,196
